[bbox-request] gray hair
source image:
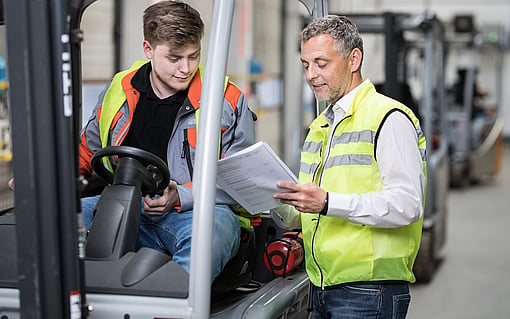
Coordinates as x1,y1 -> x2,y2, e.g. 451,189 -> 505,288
300,15 -> 364,58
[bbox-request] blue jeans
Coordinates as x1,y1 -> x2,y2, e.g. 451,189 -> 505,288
81,195 -> 241,280
311,282 -> 410,319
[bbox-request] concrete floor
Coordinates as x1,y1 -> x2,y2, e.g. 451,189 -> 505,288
408,145 -> 510,318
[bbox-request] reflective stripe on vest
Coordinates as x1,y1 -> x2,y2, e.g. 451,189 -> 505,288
194,65 -> 232,157
98,60 -> 148,170
99,60 -> 149,148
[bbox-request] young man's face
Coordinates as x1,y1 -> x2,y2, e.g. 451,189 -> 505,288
300,34 -> 353,105
143,40 -> 201,97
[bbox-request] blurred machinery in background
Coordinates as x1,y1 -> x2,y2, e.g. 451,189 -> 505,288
445,15 -> 505,188
0,52 -> 12,210
0,54 -> 9,158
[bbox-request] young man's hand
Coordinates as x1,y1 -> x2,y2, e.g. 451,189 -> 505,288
7,178 -> 14,192
143,180 -> 180,216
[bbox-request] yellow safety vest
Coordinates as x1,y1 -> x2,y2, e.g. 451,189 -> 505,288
300,81 -> 427,287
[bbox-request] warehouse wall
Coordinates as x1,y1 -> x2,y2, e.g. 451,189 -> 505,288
80,0 -> 510,139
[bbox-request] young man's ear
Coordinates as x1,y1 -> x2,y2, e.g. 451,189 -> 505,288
143,40 -> 153,59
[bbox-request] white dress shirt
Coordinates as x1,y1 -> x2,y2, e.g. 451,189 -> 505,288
325,80 -> 426,228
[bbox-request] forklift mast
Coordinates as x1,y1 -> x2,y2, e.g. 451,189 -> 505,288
4,0 -> 86,318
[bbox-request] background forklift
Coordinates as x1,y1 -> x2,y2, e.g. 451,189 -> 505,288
0,0 -> 334,318
445,15 -> 505,188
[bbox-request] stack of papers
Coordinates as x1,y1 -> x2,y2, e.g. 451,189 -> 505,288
216,141 -> 298,215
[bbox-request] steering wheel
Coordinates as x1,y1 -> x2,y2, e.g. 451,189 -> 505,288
91,146 -> 170,194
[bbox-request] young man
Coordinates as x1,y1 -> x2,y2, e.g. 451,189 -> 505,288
272,15 -> 427,318
80,0 -> 255,281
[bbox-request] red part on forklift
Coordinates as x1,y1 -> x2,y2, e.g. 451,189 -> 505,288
264,231 -> 304,276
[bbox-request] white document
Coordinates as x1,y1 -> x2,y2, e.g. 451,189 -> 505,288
217,141 -> 299,215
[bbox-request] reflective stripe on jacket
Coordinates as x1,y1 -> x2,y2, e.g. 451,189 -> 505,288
299,80 -> 427,288
79,60 -> 256,212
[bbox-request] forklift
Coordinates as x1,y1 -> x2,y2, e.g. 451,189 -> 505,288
445,15 -> 505,188
0,0 -> 331,318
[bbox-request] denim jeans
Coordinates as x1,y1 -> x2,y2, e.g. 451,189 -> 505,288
311,282 -> 411,319
81,195 -> 241,280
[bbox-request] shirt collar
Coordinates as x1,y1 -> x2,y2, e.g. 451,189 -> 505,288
131,62 -> 153,97
331,79 -> 370,114
131,62 -> 188,102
